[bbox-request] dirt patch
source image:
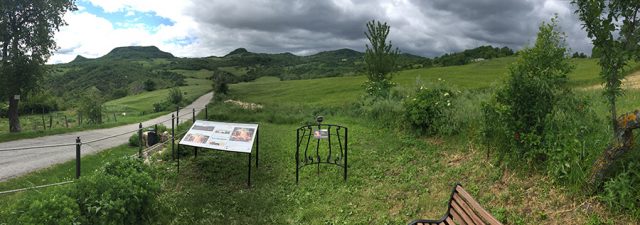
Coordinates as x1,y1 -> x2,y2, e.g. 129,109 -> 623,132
224,99 -> 263,110
582,70 -> 640,90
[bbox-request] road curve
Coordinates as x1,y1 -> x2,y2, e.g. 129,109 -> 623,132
0,92 -> 213,181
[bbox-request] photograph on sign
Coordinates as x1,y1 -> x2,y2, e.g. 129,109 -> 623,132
314,129 -> 329,139
230,127 -> 255,142
184,133 -> 209,144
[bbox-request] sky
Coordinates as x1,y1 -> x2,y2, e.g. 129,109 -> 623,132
49,0 -> 592,64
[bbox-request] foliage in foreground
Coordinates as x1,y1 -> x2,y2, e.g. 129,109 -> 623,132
6,156 -> 160,225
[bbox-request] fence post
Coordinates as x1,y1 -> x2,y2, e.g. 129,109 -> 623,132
192,108 -> 195,122
76,137 -> 81,179
171,114 -> 175,160
138,123 -> 143,158
65,115 -> 69,128
41,111 -> 46,131
113,113 -> 117,122
205,105 -> 208,119
49,115 -> 52,129
176,107 -> 179,126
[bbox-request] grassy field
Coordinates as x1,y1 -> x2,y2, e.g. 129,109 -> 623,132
231,57 -> 609,108
2,57 -> 639,224
104,84 -> 211,112
156,57 -> 640,224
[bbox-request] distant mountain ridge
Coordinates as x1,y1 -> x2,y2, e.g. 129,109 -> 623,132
70,46 -> 175,63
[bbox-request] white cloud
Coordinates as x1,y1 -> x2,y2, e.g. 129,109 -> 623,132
50,0 -> 594,64
49,1 -> 200,64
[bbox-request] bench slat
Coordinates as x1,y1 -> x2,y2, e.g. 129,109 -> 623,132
453,194 -> 485,225
445,216 -> 455,225
449,207 -> 467,225
455,186 -> 501,225
452,200 -> 475,225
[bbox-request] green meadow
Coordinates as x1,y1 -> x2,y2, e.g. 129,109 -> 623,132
3,57 -> 640,224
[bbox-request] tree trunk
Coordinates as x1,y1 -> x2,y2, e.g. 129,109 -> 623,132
611,95 -> 618,138
8,97 -> 21,132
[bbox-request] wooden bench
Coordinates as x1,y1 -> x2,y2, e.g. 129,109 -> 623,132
408,184 -> 502,225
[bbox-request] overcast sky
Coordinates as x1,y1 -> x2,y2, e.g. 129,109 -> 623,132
49,0 -> 592,64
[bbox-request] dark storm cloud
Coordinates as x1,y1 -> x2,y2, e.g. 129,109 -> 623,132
187,0 -> 592,57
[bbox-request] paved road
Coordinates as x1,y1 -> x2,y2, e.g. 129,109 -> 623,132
0,92 -> 213,181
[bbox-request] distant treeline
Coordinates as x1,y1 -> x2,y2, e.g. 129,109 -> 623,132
426,45 -> 515,67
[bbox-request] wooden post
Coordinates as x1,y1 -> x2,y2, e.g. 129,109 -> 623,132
113,113 -> 117,122
49,115 -> 52,129
76,137 -> 81,179
138,123 -> 143,158
192,108 -> 195,122
171,114 -> 175,160
205,105 -> 208,119
65,115 -> 69,128
176,107 -> 179,126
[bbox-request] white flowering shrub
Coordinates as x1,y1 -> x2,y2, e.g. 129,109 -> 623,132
403,85 -> 456,135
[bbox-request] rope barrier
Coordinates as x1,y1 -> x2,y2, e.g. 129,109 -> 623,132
0,142 -> 77,152
0,105 -> 207,152
0,181 -> 74,195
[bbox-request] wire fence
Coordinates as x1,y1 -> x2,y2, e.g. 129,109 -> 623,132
0,105 -> 208,195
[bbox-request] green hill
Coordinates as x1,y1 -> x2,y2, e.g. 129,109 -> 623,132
100,46 -> 174,60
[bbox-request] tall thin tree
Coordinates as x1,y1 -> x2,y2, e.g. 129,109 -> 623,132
363,20 -> 399,98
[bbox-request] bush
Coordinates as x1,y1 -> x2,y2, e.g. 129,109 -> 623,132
129,133 -> 140,147
167,87 -> 183,106
78,87 -> 105,124
481,18 -> 573,160
14,191 -> 81,225
601,162 -> 640,215
75,156 -> 160,225
403,85 -> 456,135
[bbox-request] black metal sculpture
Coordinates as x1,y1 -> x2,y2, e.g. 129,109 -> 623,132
296,117 -> 348,183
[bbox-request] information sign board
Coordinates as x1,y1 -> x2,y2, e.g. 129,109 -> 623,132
179,120 -> 258,153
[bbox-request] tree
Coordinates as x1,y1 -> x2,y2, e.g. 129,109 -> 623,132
167,87 -> 183,106
363,20 -> 399,98
0,0 -> 76,132
483,17 -> 573,157
573,0 -> 640,189
573,0 -> 640,136
143,79 -> 156,91
77,87 -> 104,124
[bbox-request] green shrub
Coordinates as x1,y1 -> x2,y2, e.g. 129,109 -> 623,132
403,85 -> 455,135
481,18 -> 573,160
75,156 -> 160,225
601,162 -> 640,215
14,191 -> 81,225
129,133 -> 140,147
353,94 -> 405,128
167,87 -> 183,106
78,87 -> 105,124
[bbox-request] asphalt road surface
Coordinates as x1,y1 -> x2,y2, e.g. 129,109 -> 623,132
0,92 -> 213,181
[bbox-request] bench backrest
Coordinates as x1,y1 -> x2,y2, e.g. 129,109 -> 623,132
447,185 -> 501,225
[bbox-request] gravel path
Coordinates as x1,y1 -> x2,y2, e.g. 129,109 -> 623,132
0,92 -> 213,181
